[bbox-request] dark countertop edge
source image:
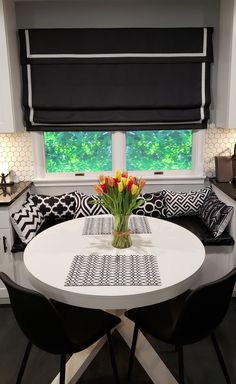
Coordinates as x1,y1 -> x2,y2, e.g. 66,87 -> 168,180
0,181 -> 33,206
210,178 -> 236,201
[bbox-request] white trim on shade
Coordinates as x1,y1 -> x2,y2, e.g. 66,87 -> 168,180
25,28 -> 208,59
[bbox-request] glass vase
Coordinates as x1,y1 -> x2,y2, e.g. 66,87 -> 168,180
112,214 -> 132,249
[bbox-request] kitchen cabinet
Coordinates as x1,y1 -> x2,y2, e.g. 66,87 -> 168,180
0,182 -> 32,301
216,0 -> 236,129
0,0 -> 23,132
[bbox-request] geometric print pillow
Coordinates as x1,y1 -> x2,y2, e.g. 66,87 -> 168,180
11,199 -> 45,244
198,191 -> 234,237
28,192 -> 76,219
74,192 -> 109,218
163,186 -> 212,218
133,192 -> 166,218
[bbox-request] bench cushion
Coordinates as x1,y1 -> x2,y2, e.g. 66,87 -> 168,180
11,215 -> 234,253
164,216 -> 234,246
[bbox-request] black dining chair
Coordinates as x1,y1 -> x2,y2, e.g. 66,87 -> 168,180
125,268 -> 236,384
0,272 -> 121,384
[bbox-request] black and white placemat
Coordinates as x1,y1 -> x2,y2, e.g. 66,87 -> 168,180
65,254 -> 161,286
82,216 -> 151,235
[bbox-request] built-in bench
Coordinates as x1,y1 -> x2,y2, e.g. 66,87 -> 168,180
10,186 -> 236,290
11,215 -> 234,254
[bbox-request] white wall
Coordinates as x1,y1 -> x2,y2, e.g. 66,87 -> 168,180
16,0 -> 219,28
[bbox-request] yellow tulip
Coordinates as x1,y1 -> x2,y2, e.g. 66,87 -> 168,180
115,170 -> 122,181
131,184 -> 139,195
121,177 -> 129,186
118,181 -> 124,192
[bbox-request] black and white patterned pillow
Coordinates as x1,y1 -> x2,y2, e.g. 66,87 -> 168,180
11,199 -> 45,244
163,186 -> 212,218
199,191 -> 234,237
28,192 -> 76,219
74,192 -> 109,218
133,192 -> 166,218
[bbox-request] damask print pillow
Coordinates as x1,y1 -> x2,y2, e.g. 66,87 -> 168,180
28,192 -> 76,219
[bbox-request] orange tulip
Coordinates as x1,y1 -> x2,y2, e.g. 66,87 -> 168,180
107,176 -> 115,187
122,170 -> 128,178
99,174 -> 106,185
94,184 -> 104,194
129,176 -> 137,184
139,179 -> 146,189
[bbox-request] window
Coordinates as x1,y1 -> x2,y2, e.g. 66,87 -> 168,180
126,130 -> 192,171
39,129 -> 204,180
44,131 -> 112,172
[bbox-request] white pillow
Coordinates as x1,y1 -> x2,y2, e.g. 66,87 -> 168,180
11,199 -> 45,244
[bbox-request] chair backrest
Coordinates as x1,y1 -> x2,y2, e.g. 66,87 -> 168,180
173,268 -> 236,345
0,272 -> 71,354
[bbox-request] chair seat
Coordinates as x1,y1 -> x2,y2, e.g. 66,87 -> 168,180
51,300 -> 121,352
125,291 -> 189,343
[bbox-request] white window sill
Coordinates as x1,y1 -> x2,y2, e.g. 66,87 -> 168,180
33,174 -> 206,188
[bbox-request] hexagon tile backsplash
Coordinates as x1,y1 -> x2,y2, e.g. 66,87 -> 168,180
0,128 -> 236,181
0,132 -> 34,182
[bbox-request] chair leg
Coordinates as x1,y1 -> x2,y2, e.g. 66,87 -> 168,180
211,332 -> 231,384
177,345 -> 185,384
60,354 -> 66,384
107,332 -> 119,384
16,341 -> 32,384
128,324 -> 139,381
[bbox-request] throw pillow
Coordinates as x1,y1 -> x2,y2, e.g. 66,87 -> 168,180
163,186 -> 212,218
11,199 -> 45,244
199,191 -> 234,237
133,192 -> 166,218
28,192 -> 76,219
74,192 -> 109,218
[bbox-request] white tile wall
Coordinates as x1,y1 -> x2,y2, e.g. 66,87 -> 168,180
0,128 -> 236,181
205,127 -> 236,177
0,132 -> 34,181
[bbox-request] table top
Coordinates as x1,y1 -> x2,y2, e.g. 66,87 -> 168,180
24,215 -> 205,310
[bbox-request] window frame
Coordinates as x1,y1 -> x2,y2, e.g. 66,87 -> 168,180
31,129 -> 206,186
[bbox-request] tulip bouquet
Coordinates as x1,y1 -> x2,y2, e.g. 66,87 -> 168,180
92,170 -> 145,248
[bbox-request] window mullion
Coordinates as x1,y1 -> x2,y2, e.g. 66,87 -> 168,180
112,131 -> 126,171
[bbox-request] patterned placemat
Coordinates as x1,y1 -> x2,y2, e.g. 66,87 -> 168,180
65,254 -> 161,286
82,216 -> 151,235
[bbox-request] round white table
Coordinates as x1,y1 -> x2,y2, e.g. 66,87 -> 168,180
24,215 -> 205,310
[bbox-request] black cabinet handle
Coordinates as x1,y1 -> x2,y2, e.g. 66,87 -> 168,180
3,236 -> 7,253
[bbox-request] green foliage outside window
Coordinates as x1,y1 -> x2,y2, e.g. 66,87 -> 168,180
44,130 -> 192,173
126,130 -> 192,171
44,131 -> 112,172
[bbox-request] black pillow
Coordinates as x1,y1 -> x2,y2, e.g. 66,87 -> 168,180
198,191 -> 234,237
28,192 -> 76,219
163,186 -> 212,217
133,192 -> 166,218
74,192 -> 109,218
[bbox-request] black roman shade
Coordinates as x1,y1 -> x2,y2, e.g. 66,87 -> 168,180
18,28 -> 213,131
